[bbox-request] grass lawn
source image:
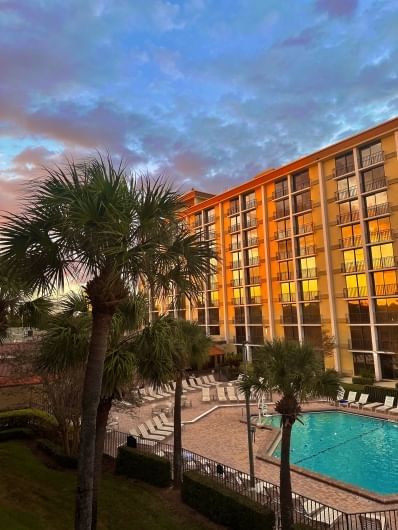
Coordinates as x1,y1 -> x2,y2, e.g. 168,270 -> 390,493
0,441 -> 223,530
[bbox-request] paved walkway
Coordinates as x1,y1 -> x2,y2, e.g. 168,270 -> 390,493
113,385 -> 398,513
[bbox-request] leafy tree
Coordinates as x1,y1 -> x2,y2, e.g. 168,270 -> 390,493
136,317 -> 211,489
244,339 -> 340,530
0,155 -> 214,530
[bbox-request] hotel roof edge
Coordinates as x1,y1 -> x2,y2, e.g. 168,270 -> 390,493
184,115 -> 398,215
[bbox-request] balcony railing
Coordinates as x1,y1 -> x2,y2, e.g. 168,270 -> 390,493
339,235 -> 362,248
274,229 -> 291,240
341,261 -> 366,273
244,218 -> 258,229
247,276 -> 261,285
348,339 -> 373,351
227,205 -> 240,216
343,286 -> 368,298
296,222 -> 314,235
374,283 -> 398,296
272,187 -> 289,200
337,210 -> 360,225
368,229 -> 392,243
297,245 -> 316,257
298,267 -> 317,279
246,237 -> 259,247
230,278 -> 243,287
334,161 -> 355,177
247,256 -> 260,266
371,256 -> 397,270
228,224 -> 241,233
230,261 -> 242,269
335,187 -> 357,201
301,290 -> 319,301
229,241 -> 241,251
231,297 -> 245,305
243,199 -> 257,210
346,313 -> 370,324
366,202 -> 390,218
363,177 -> 387,193
295,200 -> 312,213
360,150 -> 384,168
277,271 -> 294,281
276,251 -> 293,260
247,296 -> 261,304
279,292 -> 296,302
273,209 -> 290,220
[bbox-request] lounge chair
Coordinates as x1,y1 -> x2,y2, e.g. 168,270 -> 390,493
359,513 -> 388,530
208,374 -> 219,385
202,387 -> 211,402
237,389 -> 246,402
148,387 -> 163,399
226,386 -> 238,401
139,388 -> 155,401
145,419 -> 171,437
188,377 -> 202,389
197,376 -> 212,387
340,391 -> 357,407
216,386 -> 227,401
182,380 -> 196,392
158,412 -> 174,427
350,393 -> 369,408
153,416 -> 173,432
137,424 -> 165,441
202,375 -> 217,386
375,396 -> 395,413
129,428 -> 157,446
363,400 -> 384,410
335,386 -> 347,406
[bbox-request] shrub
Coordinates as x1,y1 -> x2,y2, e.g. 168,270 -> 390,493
0,408 -> 57,439
0,428 -> 33,441
182,471 -> 275,530
352,376 -> 375,385
341,382 -> 365,395
365,385 -> 398,403
36,439 -> 78,469
115,446 -> 171,488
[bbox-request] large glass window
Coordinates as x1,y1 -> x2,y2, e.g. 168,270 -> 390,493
298,256 -> 316,278
345,274 -> 367,297
362,165 -> 386,193
281,282 -> 296,302
276,219 -> 291,239
282,304 -> 297,323
303,327 -> 322,347
232,287 -> 244,305
232,269 -> 243,286
229,197 -> 239,215
340,223 -> 361,247
205,208 -> 215,224
231,251 -> 241,269
244,210 -> 257,228
246,247 -> 259,266
343,248 -> 365,272
300,279 -> 318,300
293,170 -> 310,191
194,212 -> 202,227
295,212 -> 313,234
234,307 -> 245,324
246,267 -> 260,284
350,326 -> 372,350
373,270 -> 398,296
348,300 -> 370,323
274,178 -> 288,198
245,229 -> 258,246
243,191 -> 256,209
375,298 -> 398,323
353,352 -> 374,376
247,285 -> 261,303
336,175 -> 357,200
365,192 -> 388,217
370,243 -> 394,269
275,198 -> 289,218
335,151 -> 354,176
367,217 -> 391,243
205,223 -> 215,240
360,141 -> 383,167
277,239 -> 292,260
294,191 -> 311,213
377,326 -> 398,351
296,234 -> 315,256
302,303 -> 321,323
284,326 -> 299,342
248,306 -> 262,324
338,199 -> 359,223
230,232 -> 241,251
278,260 -> 294,280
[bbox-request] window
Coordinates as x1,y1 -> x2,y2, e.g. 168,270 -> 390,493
231,251 -> 241,268
377,326 -> 398,351
293,170 -> 310,191
353,352 -> 374,376
360,141 -> 383,168
343,248 -> 364,272
197,309 -> 205,324
298,256 -> 316,278
300,279 -> 318,300
345,274 -> 367,297
281,282 -> 296,302
207,273 -> 218,290
247,285 -> 261,304
232,269 -> 243,286
362,165 -> 386,193
296,234 -> 315,256
230,233 -> 241,250
245,229 -> 258,246
365,192 -> 388,217
373,270 -> 398,296
275,198 -> 289,218
284,326 -> 299,342
246,266 -> 260,284
205,223 -> 215,240
294,191 -> 311,213
234,307 -> 245,324
249,328 -> 264,345
208,291 -> 219,307
340,223 -> 361,247
348,300 -> 370,323
278,260 -> 294,280
295,212 -> 313,234
370,243 -> 394,269
194,212 -> 202,227
335,151 -> 354,176
235,326 -> 246,343
375,298 -> 398,323
282,304 -> 297,323
302,303 -> 321,323
232,287 -> 244,305
303,327 -> 322,347
277,239 -> 292,260
350,326 -> 372,350
229,197 -> 239,215
367,217 -> 391,243
276,219 -> 290,239
246,247 -> 259,266
338,199 -> 359,223
243,191 -> 256,209
274,178 -> 288,198
336,175 -> 357,200
244,210 -> 257,228
205,208 -> 215,223
248,306 -> 262,324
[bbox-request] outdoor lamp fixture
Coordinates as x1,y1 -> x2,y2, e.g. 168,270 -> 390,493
242,340 -> 255,488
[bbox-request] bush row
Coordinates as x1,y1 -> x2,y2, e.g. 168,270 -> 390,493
0,408 -> 57,439
115,446 -> 171,488
181,471 -> 275,530
0,427 -> 33,441
36,438 -> 78,469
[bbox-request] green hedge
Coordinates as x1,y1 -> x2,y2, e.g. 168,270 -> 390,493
182,471 -> 275,530
0,427 -> 33,441
341,382 -> 366,396
115,446 -> 171,488
0,409 -> 57,438
365,385 -> 398,403
352,376 -> 375,385
36,438 -> 78,469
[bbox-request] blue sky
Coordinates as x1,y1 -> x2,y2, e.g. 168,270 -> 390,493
0,0 -> 397,212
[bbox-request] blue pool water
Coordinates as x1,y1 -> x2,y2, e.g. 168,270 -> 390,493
266,411 -> 398,494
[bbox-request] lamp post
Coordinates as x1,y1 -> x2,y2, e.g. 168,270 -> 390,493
242,340 -> 255,488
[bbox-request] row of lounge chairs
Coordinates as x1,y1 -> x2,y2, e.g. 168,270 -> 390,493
130,413 -> 175,442
202,385 -> 256,402
337,389 -> 398,414
139,375 -> 219,403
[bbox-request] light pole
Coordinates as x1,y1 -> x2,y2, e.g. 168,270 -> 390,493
242,340 -> 255,488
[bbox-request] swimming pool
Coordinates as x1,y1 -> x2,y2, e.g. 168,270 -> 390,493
265,411 -> 398,495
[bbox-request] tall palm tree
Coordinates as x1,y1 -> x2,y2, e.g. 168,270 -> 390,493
246,339 -> 340,530
0,155 -> 214,530
136,317 -> 212,489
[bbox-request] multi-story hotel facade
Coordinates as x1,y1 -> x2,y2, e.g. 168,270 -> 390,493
158,118 -> 398,381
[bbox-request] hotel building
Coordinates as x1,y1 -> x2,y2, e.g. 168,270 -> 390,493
156,117 -> 398,381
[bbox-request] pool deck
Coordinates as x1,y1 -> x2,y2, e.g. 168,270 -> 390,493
113,387 -> 398,513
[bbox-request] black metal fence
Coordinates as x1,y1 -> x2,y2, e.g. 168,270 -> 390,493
104,430 -> 398,530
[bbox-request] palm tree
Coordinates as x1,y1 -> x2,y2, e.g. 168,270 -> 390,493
247,339 -> 340,530
136,317 -> 212,489
0,155 -> 214,530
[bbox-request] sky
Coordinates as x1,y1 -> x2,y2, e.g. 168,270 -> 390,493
1,0 -> 398,213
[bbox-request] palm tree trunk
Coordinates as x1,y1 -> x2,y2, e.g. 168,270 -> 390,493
75,312 -> 112,530
280,420 -> 294,530
91,397 -> 112,530
173,371 -> 183,489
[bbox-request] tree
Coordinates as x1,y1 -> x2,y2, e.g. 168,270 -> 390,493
136,317 -> 211,489
0,156 -> 214,530
246,339 -> 340,530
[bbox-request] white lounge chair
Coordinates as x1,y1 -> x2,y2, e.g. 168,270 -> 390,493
335,386 -> 346,406
145,419 -> 171,437
202,387 -> 211,402
159,412 -> 174,427
216,386 -> 227,401
148,387 -> 163,399
359,513 -> 388,530
208,374 -> 219,385
340,391 -> 357,407
182,380 -> 196,392
197,376 -> 212,387
350,393 -> 369,408
140,388 -> 155,401
153,416 -> 173,432
202,375 -> 217,386
363,401 -> 384,410
129,428 -> 157,446
226,386 -> 238,401
137,424 -> 165,441
375,396 -> 395,413
188,377 -> 202,389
